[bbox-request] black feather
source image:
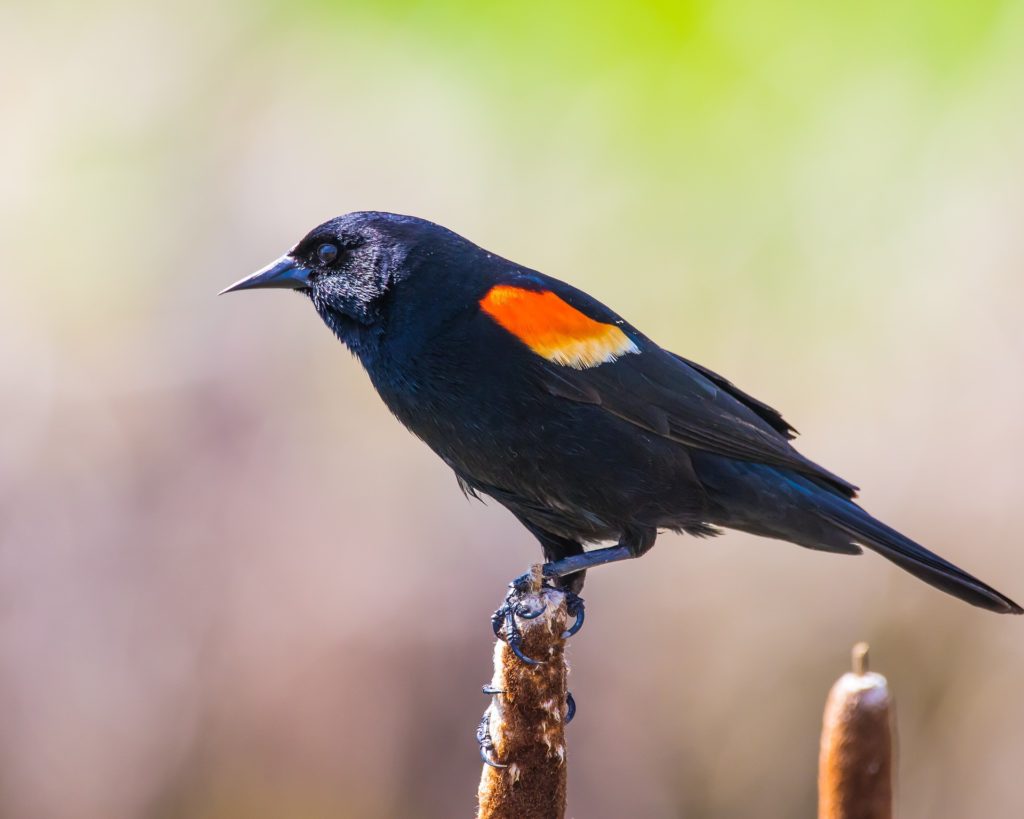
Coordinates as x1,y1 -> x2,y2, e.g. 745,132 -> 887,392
230,211 -> 1021,616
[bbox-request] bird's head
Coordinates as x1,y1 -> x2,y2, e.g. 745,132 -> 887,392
222,211 -> 458,344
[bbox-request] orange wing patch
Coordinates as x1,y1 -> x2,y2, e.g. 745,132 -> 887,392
480,285 -> 639,369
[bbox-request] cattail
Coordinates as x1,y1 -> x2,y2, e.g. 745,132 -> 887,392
477,569 -> 570,819
818,642 -> 894,819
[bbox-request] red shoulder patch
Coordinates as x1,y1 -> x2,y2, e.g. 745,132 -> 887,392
480,285 -> 639,369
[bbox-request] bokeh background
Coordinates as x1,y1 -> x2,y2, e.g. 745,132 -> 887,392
2,1 -> 1023,816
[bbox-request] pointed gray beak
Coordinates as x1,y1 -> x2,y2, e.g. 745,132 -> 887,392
219,256 -> 312,295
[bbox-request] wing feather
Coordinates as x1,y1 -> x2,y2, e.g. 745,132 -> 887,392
539,346 -> 857,498
479,270 -> 858,498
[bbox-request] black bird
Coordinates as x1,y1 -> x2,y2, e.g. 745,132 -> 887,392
223,211 -> 1021,629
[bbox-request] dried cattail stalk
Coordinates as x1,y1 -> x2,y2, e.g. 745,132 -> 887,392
477,571 -> 570,819
818,642 -> 894,819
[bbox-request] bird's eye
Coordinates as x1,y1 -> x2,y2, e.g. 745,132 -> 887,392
317,243 -> 339,265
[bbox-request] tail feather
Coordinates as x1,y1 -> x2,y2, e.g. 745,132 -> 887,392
813,490 -> 1022,615
827,505 -> 1019,614
696,456 -> 1022,614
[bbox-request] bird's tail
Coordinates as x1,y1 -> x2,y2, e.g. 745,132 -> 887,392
814,490 -> 1022,614
698,456 -> 1022,615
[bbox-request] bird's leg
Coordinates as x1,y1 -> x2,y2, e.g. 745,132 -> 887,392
541,543 -> 635,580
540,537 -> 653,638
497,543 -> 638,654
541,546 -> 632,641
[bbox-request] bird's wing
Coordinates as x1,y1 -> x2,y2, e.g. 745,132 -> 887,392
478,277 -> 858,498
668,352 -> 797,439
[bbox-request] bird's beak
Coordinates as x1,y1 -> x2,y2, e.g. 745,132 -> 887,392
219,256 -> 312,295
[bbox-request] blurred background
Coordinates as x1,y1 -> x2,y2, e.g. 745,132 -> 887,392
2,0 -> 1023,816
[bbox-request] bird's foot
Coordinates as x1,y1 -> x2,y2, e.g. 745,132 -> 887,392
481,684 -> 574,742
491,570 -> 587,664
491,571 -> 548,665
562,589 -> 585,639
476,707 -> 506,769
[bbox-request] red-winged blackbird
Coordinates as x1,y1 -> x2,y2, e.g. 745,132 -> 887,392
223,211 -> 1021,618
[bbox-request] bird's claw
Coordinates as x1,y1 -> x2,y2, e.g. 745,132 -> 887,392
492,574 -> 586,663
491,576 -> 549,665
562,590 -> 586,639
477,709 -> 506,769
477,685 -> 574,768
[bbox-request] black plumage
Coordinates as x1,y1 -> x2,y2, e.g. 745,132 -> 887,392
223,211 -> 1021,615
